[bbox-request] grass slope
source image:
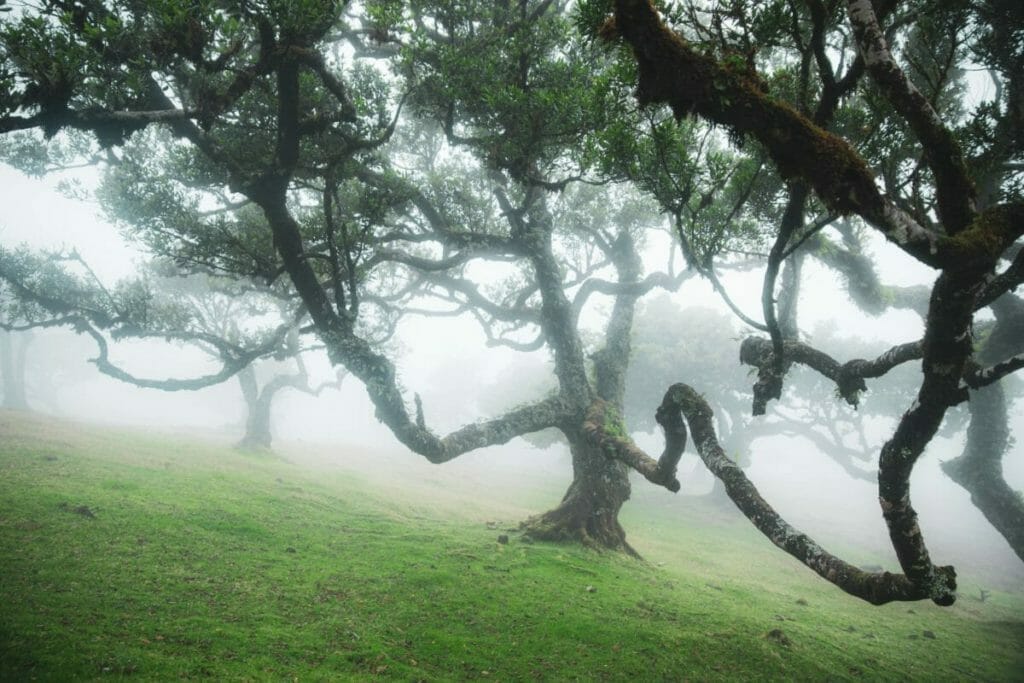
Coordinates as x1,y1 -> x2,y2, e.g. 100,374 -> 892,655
1,410 -> 1022,681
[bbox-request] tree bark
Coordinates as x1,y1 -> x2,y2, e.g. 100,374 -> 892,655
521,232 -> 648,555
1,331 -> 30,411
521,425 -> 636,556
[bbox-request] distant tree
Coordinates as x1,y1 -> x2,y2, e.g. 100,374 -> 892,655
0,247 -> 297,415
137,267 -> 347,451
0,328 -> 29,410
230,334 -> 346,450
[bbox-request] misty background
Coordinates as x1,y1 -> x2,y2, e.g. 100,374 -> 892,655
2,162 -> 1021,591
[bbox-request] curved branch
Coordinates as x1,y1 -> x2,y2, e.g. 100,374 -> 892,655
658,383 -> 955,605
582,399 -> 684,492
79,320 -> 286,391
740,336 -> 923,412
609,0 -> 942,266
572,269 -> 690,323
418,395 -> 572,464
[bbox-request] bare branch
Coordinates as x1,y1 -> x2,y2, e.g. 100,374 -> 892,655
740,336 -> 922,412
964,353 -> 1024,390
658,383 -> 955,605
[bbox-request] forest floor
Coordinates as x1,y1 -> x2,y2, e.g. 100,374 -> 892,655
1,409 -> 1022,681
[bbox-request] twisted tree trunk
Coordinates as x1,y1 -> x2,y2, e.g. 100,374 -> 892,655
521,425 -> 636,556
941,382 -> 1024,562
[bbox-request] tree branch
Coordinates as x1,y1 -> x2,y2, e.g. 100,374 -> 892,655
846,0 -> 977,234
740,336 -> 922,412
657,383 -> 955,605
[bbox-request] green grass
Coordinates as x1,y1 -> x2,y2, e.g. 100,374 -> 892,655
1,410 -> 1022,681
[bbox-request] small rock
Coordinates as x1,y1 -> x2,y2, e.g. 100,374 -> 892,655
844,625 -> 857,633
795,598 -> 808,606
766,629 -> 791,647
285,547 -> 297,554
907,609 -> 917,614
497,534 -> 509,545
585,585 -> 597,593
922,630 -> 936,639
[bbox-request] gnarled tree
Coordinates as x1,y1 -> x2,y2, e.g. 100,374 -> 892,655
596,0 -> 1024,604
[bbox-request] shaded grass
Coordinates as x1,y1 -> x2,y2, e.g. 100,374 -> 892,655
1,409 -> 1022,681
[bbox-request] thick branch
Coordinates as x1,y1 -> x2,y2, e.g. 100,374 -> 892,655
964,353 -> 1024,389
658,383 -> 955,605
582,399 -> 683,492
0,107 -> 195,135
610,0 -> 941,265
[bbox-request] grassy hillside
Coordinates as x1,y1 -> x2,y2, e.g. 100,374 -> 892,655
1,410 -> 1022,681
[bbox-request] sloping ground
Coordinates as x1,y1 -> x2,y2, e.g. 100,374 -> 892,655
1,410 -> 1021,681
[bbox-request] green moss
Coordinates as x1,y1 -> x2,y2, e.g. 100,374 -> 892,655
939,204 -> 1022,268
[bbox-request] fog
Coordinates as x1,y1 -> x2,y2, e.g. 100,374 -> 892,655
2,162 -> 1022,594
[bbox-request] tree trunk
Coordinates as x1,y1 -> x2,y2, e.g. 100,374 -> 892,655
1,331 -> 30,411
235,366 -> 274,451
521,427 -> 637,556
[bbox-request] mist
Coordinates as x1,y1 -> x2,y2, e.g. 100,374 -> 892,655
3,169 -> 1021,595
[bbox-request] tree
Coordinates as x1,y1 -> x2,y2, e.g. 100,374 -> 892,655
1,0 -> 1022,608
591,0 -> 1024,605
0,328 -> 30,410
0,0 -> 690,556
0,246 -> 300,419
234,354 -> 346,450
